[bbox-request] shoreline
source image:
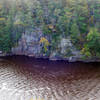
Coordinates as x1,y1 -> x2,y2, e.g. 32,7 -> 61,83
0,55 -> 100,63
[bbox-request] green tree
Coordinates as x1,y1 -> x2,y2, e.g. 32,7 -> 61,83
70,20 -> 80,45
82,28 -> 100,57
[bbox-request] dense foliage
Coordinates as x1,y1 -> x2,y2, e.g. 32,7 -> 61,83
0,0 -> 100,58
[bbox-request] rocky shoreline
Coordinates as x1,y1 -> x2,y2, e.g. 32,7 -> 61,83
0,33 -> 100,62
0,53 -> 100,63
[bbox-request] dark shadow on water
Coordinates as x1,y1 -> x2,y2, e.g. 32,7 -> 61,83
1,55 -> 100,79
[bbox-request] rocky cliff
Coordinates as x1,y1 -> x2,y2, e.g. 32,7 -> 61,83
11,30 -> 83,62
0,29 -> 99,62
10,31 -> 100,62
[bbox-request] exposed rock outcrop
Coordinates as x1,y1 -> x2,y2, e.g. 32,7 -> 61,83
11,30 -> 84,62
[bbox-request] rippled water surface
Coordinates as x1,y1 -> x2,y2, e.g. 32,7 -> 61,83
0,56 -> 100,100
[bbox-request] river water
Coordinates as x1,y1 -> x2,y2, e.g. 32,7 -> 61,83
0,56 -> 100,100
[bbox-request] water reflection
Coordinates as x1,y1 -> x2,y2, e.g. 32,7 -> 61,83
0,56 -> 100,100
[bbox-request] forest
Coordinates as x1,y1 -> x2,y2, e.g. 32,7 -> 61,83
0,0 -> 100,58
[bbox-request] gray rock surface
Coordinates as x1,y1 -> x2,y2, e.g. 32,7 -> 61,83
11,31 -> 84,62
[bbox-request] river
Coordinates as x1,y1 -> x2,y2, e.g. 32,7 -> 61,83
0,56 -> 100,100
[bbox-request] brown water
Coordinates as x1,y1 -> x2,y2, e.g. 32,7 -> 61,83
0,56 -> 100,100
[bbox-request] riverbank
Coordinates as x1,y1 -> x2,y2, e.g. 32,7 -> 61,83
0,54 -> 100,63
